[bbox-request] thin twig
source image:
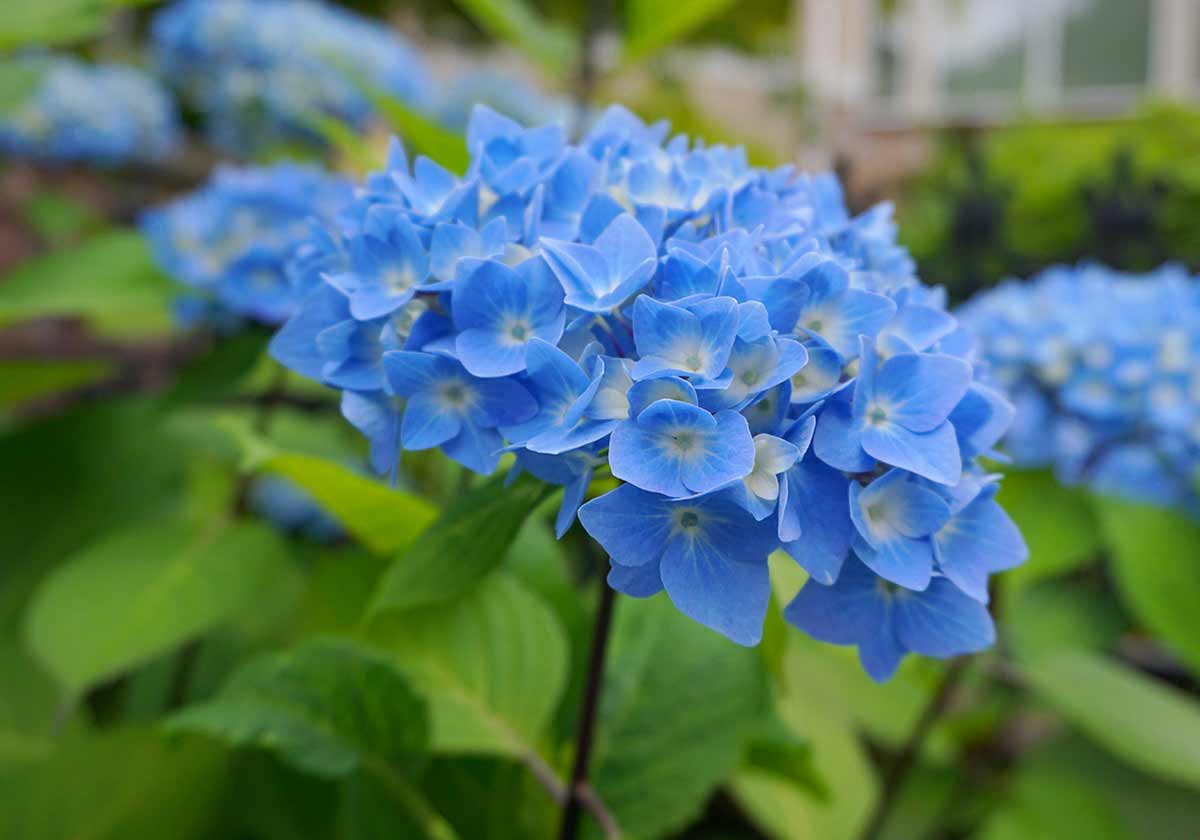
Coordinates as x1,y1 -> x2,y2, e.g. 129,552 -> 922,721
856,657 -> 971,840
558,579 -> 619,840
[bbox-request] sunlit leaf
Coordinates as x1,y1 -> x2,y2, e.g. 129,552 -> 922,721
1025,651 -> 1200,791
24,519 -> 289,695
369,571 -> 568,758
448,0 -> 576,74
624,0 -> 736,60
367,474 -> 550,617
367,89 -> 471,175
1093,494 -> 1200,674
0,359 -> 115,410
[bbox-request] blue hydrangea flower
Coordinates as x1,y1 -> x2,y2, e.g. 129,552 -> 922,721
151,0 -> 433,153
960,263 -> 1200,518
143,163 -> 353,325
0,54 -> 180,165
270,105 -> 1027,678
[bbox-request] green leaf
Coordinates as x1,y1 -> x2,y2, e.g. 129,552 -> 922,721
369,571 -> 568,757
368,474 -> 550,617
588,593 -> 767,838
302,112 -> 381,175
977,759 -> 1131,840
214,413 -> 438,556
0,230 -> 173,327
0,359 -> 114,410
0,58 -> 44,115
24,519 -> 289,694
168,638 -> 430,778
0,639 -> 64,769
0,728 -> 229,840
1006,580 -> 1126,664
367,89 -> 471,175
997,469 -> 1102,591
22,190 -> 104,245
448,0 -> 576,74
0,1 -> 112,51
1093,494 -> 1200,674
1024,651 -> 1200,791
624,0 -> 736,60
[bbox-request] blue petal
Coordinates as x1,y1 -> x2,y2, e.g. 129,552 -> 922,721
441,422 -> 503,475
779,457 -> 853,583
555,468 -> 592,538
871,353 -> 972,432
627,377 -> 698,415
783,559 -> 886,645
402,390 -> 462,449
608,558 -> 664,598
812,396 -> 873,473
341,390 -> 400,475
578,484 -> 673,567
660,528 -> 770,646
893,578 -> 996,658
935,495 -> 1026,602
861,420 -> 962,486
853,533 -> 934,591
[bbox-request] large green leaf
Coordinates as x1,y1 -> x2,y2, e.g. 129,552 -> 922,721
368,89 -> 471,175
0,400 -> 189,632
1093,494 -> 1200,674
0,639 -> 64,769
0,1 -> 112,51
624,0 -> 736,60
0,359 -> 114,410
367,474 -> 551,618
215,412 -> 438,556
0,728 -> 229,840
168,638 -> 430,779
729,634 -> 879,840
448,0 -> 575,74
587,593 -> 767,838
0,229 -> 173,326
369,571 -> 568,758
996,469 -> 1102,591
1005,580 -> 1126,664
24,519 -> 288,695
977,763 -> 1130,840
1024,651 -> 1200,790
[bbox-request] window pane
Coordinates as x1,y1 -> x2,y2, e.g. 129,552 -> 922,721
940,0 -> 1026,96
1062,0 -> 1150,88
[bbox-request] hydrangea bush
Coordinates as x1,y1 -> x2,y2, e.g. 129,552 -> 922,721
269,105 -> 1027,680
142,163 -> 353,326
151,0 -> 433,153
960,263 -> 1200,517
0,54 -> 181,165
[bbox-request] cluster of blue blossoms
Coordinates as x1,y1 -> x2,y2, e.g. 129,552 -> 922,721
0,54 -> 181,165
268,105 -> 1026,679
142,164 -> 353,326
151,0 -> 433,153
960,264 -> 1200,517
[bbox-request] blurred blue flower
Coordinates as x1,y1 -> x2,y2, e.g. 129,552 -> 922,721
248,475 -> 343,543
142,163 -> 353,326
0,54 -> 180,165
270,104 -> 1026,676
151,0 -> 433,153
960,263 -> 1200,518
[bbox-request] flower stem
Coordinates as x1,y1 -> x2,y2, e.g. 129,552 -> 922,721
558,576 -> 618,840
856,656 -> 970,840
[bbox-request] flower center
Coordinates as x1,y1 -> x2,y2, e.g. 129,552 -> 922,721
684,352 -> 704,371
679,511 -> 700,529
741,369 -> 760,386
672,431 -> 695,452
867,405 -> 888,426
509,323 -> 528,341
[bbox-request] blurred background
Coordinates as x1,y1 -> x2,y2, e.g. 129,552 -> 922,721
3,2 -> 1200,839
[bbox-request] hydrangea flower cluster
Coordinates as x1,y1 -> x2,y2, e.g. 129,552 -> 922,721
0,55 -> 180,165
151,0 -> 433,153
959,263 -> 1200,517
270,105 -> 1026,680
142,164 -> 353,326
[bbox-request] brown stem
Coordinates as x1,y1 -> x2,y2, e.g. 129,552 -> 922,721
558,578 -> 618,840
857,657 -> 970,840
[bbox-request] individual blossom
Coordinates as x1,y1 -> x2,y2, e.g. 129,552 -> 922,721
0,54 -> 180,165
142,163 -> 353,326
959,263 -> 1200,518
270,104 -> 1027,678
